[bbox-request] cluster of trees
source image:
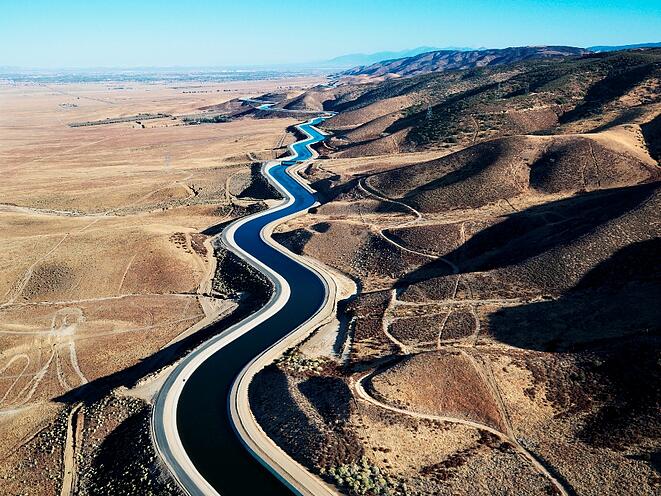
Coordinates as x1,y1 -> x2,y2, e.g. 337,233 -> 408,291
182,114 -> 229,125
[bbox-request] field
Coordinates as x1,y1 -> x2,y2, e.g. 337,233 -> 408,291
0,76 -> 323,495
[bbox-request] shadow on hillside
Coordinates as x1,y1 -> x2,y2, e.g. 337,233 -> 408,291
396,183 -> 657,286
250,366 -> 363,469
249,366 -> 325,468
487,239 -> 660,450
84,404 -> 177,494
310,176 -> 358,203
560,62 -> 657,124
574,237 -> 660,290
488,239 -> 660,352
641,112 -> 661,163
576,337 -> 661,451
200,201 -> 271,236
238,163 -> 280,200
272,228 -> 312,255
401,142 -> 505,200
55,297 -> 257,406
590,107 -> 648,132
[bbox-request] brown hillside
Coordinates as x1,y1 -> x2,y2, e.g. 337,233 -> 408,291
368,133 -> 659,213
342,46 -> 589,77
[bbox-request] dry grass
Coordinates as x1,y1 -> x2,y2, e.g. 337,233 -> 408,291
0,78 -> 322,490
264,86 -> 660,494
369,351 -> 506,431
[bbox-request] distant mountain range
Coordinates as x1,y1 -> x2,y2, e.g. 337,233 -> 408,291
587,42 -> 661,52
320,46 -> 478,68
340,46 -> 590,77
3,43 -> 657,79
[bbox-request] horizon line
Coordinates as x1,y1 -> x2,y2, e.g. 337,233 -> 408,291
2,40 -> 659,72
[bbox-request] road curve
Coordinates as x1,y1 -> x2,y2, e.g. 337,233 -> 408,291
353,370 -> 570,496
153,117 -> 338,495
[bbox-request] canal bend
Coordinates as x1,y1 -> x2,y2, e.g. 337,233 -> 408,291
175,117 -> 329,495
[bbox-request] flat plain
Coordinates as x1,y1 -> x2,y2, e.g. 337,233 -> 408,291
0,76 -> 322,495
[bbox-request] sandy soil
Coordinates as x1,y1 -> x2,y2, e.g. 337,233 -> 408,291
0,78 -> 321,494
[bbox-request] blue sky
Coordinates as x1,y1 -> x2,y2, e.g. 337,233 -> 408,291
1,0 -> 659,67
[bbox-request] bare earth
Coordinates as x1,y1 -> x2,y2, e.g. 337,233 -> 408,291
2,49 -> 660,496
250,52 -> 661,496
0,77 -> 322,495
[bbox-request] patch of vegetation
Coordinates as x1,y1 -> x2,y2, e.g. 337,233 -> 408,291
276,349 -> 328,374
183,114 -> 230,125
323,457 -> 408,496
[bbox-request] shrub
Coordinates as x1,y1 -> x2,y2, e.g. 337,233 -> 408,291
327,457 -> 408,495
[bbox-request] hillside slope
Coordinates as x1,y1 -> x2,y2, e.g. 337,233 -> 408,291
318,49 -> 661,156
341,46 -> 589,77
369,132 -> 659,212
254,47 -> 661,495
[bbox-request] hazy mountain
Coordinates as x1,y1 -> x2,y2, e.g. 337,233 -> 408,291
340,45 -> 589,77
323,46 -> 476,68
588,42 -> 661,52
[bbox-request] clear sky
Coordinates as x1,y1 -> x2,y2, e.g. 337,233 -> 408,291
1,0 -> 659,68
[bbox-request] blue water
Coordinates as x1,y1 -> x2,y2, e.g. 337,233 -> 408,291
176,118 -> 328,495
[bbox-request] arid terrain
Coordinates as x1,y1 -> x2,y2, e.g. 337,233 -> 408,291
0,76 -> 323,495
248,48 -> 661,496
1,45 -> 659,496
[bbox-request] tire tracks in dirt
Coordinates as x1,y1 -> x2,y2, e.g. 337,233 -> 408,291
358,177 -> 571,494
60,403 -> 84,496
357,177 -> 459,272
354,370 -> 570,495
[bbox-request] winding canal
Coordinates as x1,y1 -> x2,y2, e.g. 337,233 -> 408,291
159,117 -> 330,495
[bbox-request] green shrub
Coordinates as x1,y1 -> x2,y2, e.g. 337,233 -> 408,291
327,457 -> 408,495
